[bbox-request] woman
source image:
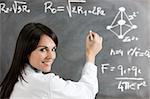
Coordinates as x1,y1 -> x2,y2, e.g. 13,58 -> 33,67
0,23 -> 103,99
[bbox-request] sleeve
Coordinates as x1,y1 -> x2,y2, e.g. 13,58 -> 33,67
49,62 -> 98,99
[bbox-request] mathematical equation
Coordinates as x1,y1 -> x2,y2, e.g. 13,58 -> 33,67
110,47 -> 150,61
100,64 -> 147,92
104,7 -> 149,92
44,0 -> 106,17
0,1 -> 30,13
0,0 -> 106,18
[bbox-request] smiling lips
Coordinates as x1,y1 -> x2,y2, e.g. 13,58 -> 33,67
42,60 -> 54,66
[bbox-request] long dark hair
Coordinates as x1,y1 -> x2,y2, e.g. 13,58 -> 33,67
0,23 -> 58,99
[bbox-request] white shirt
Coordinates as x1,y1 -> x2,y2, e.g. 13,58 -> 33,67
10,63 -> 98,99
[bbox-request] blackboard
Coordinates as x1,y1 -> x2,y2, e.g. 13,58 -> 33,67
0,0 -> 150,99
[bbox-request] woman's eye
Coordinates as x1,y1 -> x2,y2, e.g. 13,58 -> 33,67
40,48 -> 47,52
52,47 -> 56,52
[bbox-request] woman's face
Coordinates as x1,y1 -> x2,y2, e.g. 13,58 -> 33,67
28,34 -> 56,72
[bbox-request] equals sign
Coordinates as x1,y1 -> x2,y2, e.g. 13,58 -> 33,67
57,6 -> 65,12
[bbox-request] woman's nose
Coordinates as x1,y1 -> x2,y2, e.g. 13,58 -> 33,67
46,51 -> 52,58
46,51 -> 56,59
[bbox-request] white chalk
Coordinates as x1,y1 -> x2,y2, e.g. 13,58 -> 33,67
90,30 -> 92,33
89,30 -> 93,40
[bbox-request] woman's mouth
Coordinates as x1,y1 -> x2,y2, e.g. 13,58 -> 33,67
42,60 -> 54,66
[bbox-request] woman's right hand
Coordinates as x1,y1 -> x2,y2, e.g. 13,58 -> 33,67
86,31 -> 103,64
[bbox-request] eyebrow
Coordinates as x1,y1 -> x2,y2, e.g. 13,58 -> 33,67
37,45 -> 48,48
37,45 -> 56,48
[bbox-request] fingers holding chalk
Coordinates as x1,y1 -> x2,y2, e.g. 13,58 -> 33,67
89,30 -> 94,41
88,30 -> 103,43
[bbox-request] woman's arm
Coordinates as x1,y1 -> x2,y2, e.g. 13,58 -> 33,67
49,32 -> 103,99
86,31 -> 103,64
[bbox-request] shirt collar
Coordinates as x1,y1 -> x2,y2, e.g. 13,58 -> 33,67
24,63 -> 42,75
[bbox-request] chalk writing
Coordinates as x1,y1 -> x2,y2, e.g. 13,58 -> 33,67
66,0 -> 105,17
109,47 -> 150,61
0,0 -> 106,18
128,11 -> 139,20
44,0 -> 106,17
122,36 -> 139,42
67,5 -> 105,17
0,1 -> 30,13
101,64 -> 141,76
44,1 -> 65,14
100,63 -> 147,92
106,7 -> 138,40
66,0 -> 86,17
110,48 -> 124,56
118,80 -> 146,92
127,47 -> 150,59
117,65 -> 141,76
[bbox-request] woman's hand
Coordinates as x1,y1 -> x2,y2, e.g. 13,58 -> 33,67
86,31 -> 103,64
